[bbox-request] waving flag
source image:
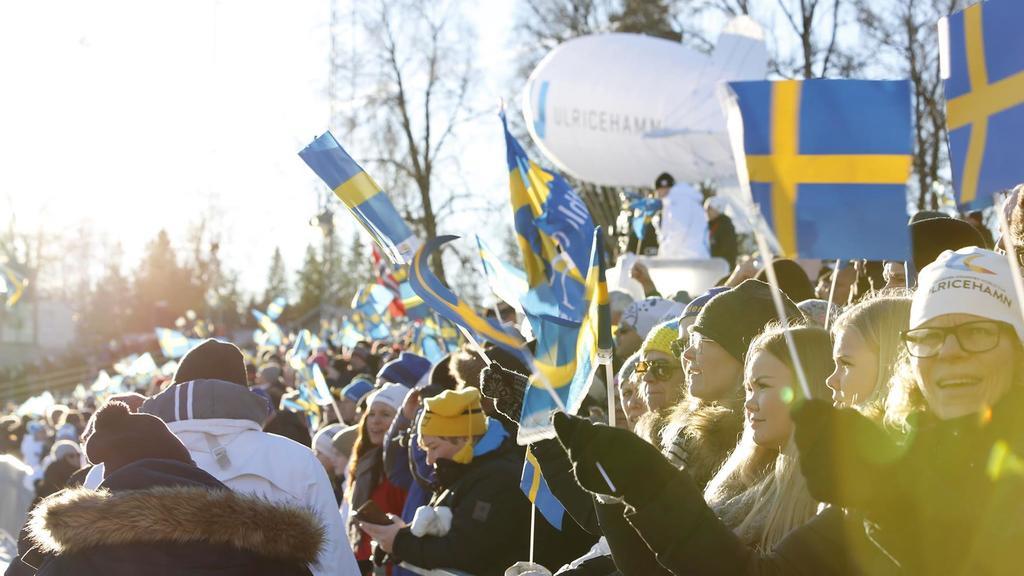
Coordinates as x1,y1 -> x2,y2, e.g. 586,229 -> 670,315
336,319 -> 364,349
409,235 -> 525,353
266,296 -> 287,320
352,283 -> 396,315
725,79 -> 913,260
155,328 -> 198,359
475,234 -> 529,313
521,450 -> 566,530
299,132 -> 421,264
503,114 -> 593,323
351,308 -> 390,341
0,264 -> 28,309
253,309 -> 284,346
941,0 -> 1024,207
519,227 -> 612,444
629,197 -> 662,240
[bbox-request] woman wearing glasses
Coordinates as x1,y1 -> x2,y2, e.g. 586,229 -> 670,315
790,247 -> 1024,574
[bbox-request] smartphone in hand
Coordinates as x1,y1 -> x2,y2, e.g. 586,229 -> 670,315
354,501 -> 393,526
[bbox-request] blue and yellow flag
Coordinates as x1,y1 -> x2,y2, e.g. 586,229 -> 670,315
352,283 -> 396,315
252,309 -> 284,346
519,227 -> 612,444
520,449 -> 566,530
475,234 -> 528,314
351,307 -> 390,341
266,296 -> 287,321
727,79 -> 913,260
0,264 -> 28,309
155,328 -> 199,359
503,114 -> 593,323
399,281 -> 428,321
942,0 -> 1024,207
409,235 -> 525,353
299,132 -> 421,264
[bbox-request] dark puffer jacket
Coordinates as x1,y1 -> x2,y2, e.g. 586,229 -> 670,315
390,420 -> 592,576
19,458 -> 322,576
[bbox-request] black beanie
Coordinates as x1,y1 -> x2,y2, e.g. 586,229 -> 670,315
86,401 -> 193,476
755,259 -> 815,303
655,172 -> 675,189
173,338 -> 248,386
910,216 -> 985,274
691,279 -> 800,362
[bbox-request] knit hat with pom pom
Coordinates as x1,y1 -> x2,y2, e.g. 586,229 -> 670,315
85,401 -> 193,476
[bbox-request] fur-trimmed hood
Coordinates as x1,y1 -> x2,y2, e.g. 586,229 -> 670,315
28,484 -> 324,565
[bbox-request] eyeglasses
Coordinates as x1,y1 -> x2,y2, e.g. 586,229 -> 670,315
686,329 -> 717,351
670,336 -> 688,357
901,320 -> 1006,358
634,359 -> 681,381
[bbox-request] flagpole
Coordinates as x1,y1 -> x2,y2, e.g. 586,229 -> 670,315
824,258 -> 841,329
528,500 -> 536,564
751,209 -> 813,400
603,359 -> 616,428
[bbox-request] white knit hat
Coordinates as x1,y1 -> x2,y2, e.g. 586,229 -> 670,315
911,247 -> 1024,342
367,383 -> 408,412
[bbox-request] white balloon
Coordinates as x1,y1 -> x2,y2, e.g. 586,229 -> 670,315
521,17 -> 768,188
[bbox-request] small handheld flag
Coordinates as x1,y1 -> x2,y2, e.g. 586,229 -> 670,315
299,132 -> 421,264
520,450 -> 566,530
475,234 -> 528,313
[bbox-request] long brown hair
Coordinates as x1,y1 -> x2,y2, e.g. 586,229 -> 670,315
345,409 -> 383,498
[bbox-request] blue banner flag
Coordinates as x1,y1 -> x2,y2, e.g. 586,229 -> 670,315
942,0 -> 1024,207
503,114 -> 593,323
519,227 -> 612,444
351,307 -> 390,341
521,449 -> 566,530
299,132 -> 421,264
399,281 -> 428,321
629,197 -> 661,240
475,234 -> 529,314
409,235 -> 525,353
726,79 -> 913,260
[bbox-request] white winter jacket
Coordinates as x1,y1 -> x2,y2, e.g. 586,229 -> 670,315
657,183 -> 710,259
139,379 -> 360,576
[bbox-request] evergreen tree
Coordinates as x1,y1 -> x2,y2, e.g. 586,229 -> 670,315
293,243 -> 324,322
609,0 -> 680,41
81,245 -> 131,347
131,230 -> 189,331
263,246 -> 289,306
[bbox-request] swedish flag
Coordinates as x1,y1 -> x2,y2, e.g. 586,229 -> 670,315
519,227 -> 612,444
503,114 -> 593,322
942,0 -> 1024,207
520,449 -> 565,530
155,328 -> 196,359
299,132 -> 421,264
409,235 -> 525,353
727,79 -> 913,260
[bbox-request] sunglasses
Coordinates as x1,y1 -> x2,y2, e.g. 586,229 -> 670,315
901,320 -> 1007,358
634,359 -> 681,381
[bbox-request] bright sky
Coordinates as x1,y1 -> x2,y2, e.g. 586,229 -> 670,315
1,0 -> 516,295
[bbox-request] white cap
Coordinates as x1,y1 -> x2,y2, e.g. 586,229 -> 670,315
911,247 -> 1024,342
367,383 -> 408,412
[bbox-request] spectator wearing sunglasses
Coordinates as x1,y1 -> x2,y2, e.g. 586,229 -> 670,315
635,319 -> 686,413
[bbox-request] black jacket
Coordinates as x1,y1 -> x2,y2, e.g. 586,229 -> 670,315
391,436 -> 593,575
14,459 -> 320,576
622,466 -> 896,575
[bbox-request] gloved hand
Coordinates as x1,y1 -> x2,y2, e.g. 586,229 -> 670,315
479,362 -> 529,423
552,411 -> 676,506
792,399 -> 903,508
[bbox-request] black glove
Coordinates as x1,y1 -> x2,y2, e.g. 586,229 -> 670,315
479,362 -> 528,423
552,411 -> 676,505
792,399 -> 902,508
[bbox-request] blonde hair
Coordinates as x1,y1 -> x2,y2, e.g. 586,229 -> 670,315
703,323 -> 833,552
830,293 -> 912,414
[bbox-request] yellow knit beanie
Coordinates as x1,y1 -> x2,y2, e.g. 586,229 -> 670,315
640,319 -> 680,358
419,388 -> 487,464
